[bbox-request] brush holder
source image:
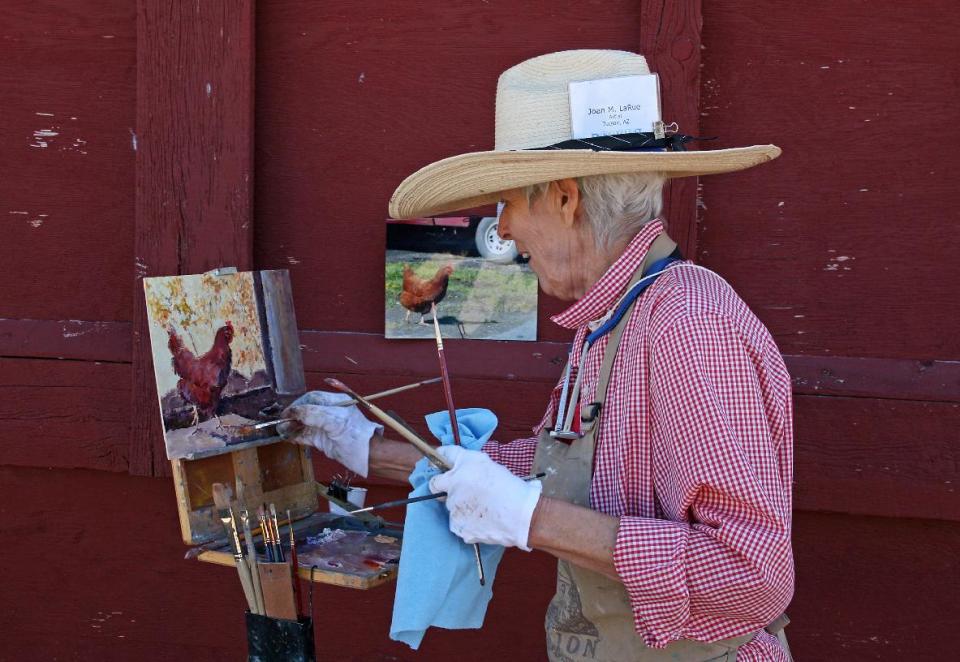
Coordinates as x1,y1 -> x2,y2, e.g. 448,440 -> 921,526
245,611 -> 315,662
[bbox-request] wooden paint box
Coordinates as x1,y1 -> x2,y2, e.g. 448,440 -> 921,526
172,441 -> 401,589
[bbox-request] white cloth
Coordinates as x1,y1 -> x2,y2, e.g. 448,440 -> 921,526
280,391 -> 382,477
429,445 -> 542,550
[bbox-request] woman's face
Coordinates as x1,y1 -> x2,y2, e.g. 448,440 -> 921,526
497,181 -> 591,300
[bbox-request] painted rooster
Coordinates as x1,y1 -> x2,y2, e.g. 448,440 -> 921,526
399,263 -> 454,324
167,321 -> 234,429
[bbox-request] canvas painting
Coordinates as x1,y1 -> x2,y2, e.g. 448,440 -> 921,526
144,269 -> 306,460
385,213 -> 538,340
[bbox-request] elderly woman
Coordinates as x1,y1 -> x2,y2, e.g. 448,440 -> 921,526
286,51 -> 794,661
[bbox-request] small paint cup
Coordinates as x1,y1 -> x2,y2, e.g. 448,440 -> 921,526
329,486 -> 368,516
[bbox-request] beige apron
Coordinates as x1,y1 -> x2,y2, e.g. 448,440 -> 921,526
532,251 -> 790,662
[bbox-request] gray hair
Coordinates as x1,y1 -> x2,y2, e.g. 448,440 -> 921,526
524,172 -> 665,251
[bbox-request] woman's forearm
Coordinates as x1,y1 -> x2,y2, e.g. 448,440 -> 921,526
528,496 -> 622,581
368,433 -> 423,483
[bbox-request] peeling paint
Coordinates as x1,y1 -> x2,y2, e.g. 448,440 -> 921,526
130,128 -> 138,151
30,127 -> 59,148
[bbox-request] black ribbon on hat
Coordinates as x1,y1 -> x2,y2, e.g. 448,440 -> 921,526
534,130 -> 716,152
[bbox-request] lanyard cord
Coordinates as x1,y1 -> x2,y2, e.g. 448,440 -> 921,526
555,252 -> 683,436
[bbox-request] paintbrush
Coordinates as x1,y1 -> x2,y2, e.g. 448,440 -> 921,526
269,504 -> 285,562
248,377 -> 445,432
430,302 -> 484,585
349,473 -> 547,515
287,509 -> 302,617
431,302 -> 462,447
240,509 -> 265,615
324,378 -> 450,471
323,377 -> 485,582
258,505 -> 275,563
212,483 -> 258,613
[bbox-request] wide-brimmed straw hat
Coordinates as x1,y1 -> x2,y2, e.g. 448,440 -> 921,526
389,49 -> 780,219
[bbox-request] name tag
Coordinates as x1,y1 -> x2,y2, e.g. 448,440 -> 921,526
568,74 -> 661,139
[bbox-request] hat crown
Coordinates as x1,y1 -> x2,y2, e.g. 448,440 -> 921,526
494,50 -> 653,151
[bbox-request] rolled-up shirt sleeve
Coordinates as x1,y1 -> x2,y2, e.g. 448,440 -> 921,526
481,435 -> 538,477
613,311 -> 794,648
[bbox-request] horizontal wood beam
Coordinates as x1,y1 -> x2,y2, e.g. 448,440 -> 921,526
0,318 -> 131,363
4,323 -> 958,520
3,354 -> 957,522
3,320 -> 956,403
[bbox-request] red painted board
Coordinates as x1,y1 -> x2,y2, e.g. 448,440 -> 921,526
793,394 -> 960,521
130,0 -> 256,477
698,2 -> 960,360
3,320 -> 960,404
0,0 -> 136,322
3,466 -> 959,661
639,0 -> 702,258
0,358 -> 129,472
0,318 -> 131,364
254,0 -> 664,342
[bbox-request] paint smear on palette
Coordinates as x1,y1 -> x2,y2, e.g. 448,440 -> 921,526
298,528 -> 401,577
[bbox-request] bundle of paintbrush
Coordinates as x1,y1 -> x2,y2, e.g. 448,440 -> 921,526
212,484 -> 304,621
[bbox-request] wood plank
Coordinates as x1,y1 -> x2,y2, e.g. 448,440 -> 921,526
0,318 -> 131,363
794,394 -> 960,521
697,1 -> 960,360
2,319 -> 959,402
0,0 -> 136,323
5,466 -> 960,661
131,0 -> 256,477
4,353 -> 955,522
254,0 -> 645,343
639,0 -> 703,258
0,357 -> 129,472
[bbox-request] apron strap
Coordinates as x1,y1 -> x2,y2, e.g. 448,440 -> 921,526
573,233 -> 678,458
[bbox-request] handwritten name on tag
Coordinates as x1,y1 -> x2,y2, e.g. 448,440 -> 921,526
568,75 -> 661,140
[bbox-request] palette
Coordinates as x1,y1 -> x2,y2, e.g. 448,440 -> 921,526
173,440 -> 403,590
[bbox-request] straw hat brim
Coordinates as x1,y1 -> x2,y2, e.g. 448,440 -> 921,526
389,144 -> 781,219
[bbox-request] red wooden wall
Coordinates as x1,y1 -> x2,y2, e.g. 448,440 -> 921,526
2,1 -> 958,660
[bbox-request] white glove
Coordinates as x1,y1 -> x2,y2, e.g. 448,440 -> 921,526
429,445 -> 542,551
280,391 -> 382,477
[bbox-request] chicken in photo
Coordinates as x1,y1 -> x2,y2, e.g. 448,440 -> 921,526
399,263 -> 454,324
167,321 -> 235,430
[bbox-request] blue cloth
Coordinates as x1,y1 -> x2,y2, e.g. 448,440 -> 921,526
389,408 -> 504,649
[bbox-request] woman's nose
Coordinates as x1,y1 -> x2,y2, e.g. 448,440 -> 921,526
497,212 -> 512,240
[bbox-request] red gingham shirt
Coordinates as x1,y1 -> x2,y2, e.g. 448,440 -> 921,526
483,221 -> 794,660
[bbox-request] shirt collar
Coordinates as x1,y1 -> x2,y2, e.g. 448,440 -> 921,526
550,219 -> 666,330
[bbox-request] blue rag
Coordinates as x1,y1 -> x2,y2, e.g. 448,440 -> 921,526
389,408 -> 505,649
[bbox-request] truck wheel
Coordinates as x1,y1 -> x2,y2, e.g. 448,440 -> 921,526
474,216 -> 518,263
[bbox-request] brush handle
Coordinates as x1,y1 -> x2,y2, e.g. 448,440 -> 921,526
241,516 -> 264,615
331,377 -> 443,407
350,474 -> 546,514
431,302 -> 462,447
325,378 -> 450,471
234,555 -> 258,613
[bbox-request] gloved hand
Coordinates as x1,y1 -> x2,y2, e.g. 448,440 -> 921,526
279,391 -> 382,477
429,445 -> 542,551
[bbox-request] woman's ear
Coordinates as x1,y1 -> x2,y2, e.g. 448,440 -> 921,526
555,178 -> 581,228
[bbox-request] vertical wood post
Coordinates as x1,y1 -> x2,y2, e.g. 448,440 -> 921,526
640,0 -> 702,258
131,1 -> 256,476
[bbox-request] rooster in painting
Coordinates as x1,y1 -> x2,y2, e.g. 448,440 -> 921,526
399,263 -> 454,324
167,321 -> 235,429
